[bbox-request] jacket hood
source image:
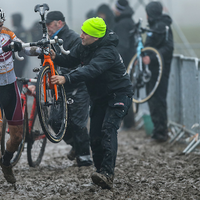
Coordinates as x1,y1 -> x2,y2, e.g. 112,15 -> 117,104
148,14 -> 172,27
115,6 -> 134,22
160,14 -> 172,26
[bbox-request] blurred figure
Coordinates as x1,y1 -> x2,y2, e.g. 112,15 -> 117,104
11,13 -> 27,91
27,21 -> 43,42
85,9 -> 96,19
97,4 -> 115,30
113,0 -> 136,129
143,1 -> 174,142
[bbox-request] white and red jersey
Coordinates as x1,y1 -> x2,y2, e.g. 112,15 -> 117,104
0,27 -> 40,86
0,27 -> 17,85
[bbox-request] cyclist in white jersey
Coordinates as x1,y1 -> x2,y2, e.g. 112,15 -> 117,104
0,8 -> 40,184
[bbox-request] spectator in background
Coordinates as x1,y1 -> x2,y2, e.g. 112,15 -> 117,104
113,0 -> 136,129
143,1 -> 174,142
97,4 -> 115,30
27,21 -> 43,42
11,13 -> 27,91
85,9 -> 96,19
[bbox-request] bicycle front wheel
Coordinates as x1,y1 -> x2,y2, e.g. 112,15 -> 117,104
127,47 -> 163,104
36,65 -> 67,143
1,108 -> 27,167
27,110 -> 47,167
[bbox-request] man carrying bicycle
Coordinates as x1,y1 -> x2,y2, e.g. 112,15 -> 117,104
0,8 -> 40,184
143,1 -> 174,142
46,11 -> 93,167
28,11 -> 93,167
50,17 -> 133,189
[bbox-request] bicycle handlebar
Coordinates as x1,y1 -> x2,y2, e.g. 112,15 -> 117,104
16,77 -> 37,83
13,36 -> 70,61
130,18 -> 169,41
131,18 -> 169,35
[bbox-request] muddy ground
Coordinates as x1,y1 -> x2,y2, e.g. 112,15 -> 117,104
0,127 -> 200,200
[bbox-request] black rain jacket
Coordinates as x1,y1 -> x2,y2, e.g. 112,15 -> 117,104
145,14 -> 174,77
113,5 -> 136,68
54,29 -> 133,102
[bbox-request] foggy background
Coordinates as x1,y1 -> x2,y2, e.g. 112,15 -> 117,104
1,0 -> 200,76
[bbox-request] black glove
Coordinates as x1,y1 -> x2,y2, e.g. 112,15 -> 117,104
2,41 -> 22,52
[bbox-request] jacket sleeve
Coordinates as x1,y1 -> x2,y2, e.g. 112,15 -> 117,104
13,37 -> 41,56
53,44 -> 81,68
64,49 -> 117,84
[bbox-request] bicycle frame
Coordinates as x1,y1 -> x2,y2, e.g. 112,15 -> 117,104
20,78 -> 46,140
13,3 -> 69,143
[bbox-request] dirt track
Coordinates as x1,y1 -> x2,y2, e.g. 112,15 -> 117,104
0,128 -> 200,200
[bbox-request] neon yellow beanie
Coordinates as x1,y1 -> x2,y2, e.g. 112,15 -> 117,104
81,17 -> 106,38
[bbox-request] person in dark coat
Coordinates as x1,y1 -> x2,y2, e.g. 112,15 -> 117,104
50,17 -> 133,189
11,13 -> 28,91
113,0 -> 136,68
85,9 -> 96,19
30,11 -> 93,167
113,0 -> 136,129
27,21 -> 43,42
97,4 -> 115,30
143,1 -> 174,142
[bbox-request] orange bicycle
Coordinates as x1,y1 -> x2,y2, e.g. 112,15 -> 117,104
15,4 -> 69,143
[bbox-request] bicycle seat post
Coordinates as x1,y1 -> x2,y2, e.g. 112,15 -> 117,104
34,4 -> 49,40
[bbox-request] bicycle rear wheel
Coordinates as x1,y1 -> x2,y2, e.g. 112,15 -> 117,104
1,108 -> 27,167
27,109 -> 47,167
36,65 -> 67,143
127,47 -> 163,104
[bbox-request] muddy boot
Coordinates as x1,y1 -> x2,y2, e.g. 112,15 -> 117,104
67,147 -> 76,161
0,159 -> 16,184
76,155 -> 93,167
91,171 -> 114,189
151,130 -> 169,142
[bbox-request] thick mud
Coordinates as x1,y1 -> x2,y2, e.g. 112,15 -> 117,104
0,128 -> 200,200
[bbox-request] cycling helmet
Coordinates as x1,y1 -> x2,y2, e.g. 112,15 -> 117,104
0,8 -> 5,23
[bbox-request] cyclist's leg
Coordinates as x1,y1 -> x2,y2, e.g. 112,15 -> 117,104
0,81 -> 23,183
0,106 -> 2,140
0,106 -> 3,158
2,81 -> 23,164
6,125 -> 23,153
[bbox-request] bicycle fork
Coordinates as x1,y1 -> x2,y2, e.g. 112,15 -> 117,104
43,55 -> 58,102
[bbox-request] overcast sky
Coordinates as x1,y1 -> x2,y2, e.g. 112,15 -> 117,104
1,0 -> 200,33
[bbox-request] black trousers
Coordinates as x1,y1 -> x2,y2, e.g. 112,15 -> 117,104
62,83 -> 91,157
90,95 -> 132,175
146,74 -> 169,135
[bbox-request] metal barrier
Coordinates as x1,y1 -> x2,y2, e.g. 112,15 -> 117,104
137,54 -> 200,154
167,55 -> 200,153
